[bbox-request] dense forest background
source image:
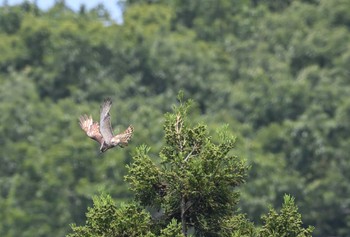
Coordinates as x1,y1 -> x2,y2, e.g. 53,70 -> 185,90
0,0 -> 349,236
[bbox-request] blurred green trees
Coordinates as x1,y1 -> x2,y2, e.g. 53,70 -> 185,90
0,0 -> 349,236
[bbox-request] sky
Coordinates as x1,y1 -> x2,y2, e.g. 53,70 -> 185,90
6,0 -> 123,23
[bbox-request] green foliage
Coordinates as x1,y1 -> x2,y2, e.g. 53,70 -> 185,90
220,214 -> 257,237
126,145 -> 163,207
260,195 -> 314,237
0,0 -> 348,235
126,99 -> 249,236
68,197 -> 184,237
68,194 -> 155,237
70,100 -> 312,237
159,219 -> 183,237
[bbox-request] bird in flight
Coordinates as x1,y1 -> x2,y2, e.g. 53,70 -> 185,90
79,98 -> 134,153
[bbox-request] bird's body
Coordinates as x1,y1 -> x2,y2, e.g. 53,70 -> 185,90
79,98 -> 133,153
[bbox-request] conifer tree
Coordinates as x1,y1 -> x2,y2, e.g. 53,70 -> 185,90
68,96 -> 313,237
126,95 -> 249,236
260,195 -> 314,237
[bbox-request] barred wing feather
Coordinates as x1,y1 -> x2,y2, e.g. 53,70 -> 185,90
112,125 -> 134,147
79,115 -> 103,145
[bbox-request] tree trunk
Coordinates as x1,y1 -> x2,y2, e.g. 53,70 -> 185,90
181,195 -> 187,236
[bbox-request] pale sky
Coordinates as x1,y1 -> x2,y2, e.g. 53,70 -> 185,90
6,0 -> 123,23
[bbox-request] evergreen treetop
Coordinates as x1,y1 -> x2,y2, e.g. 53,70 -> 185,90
68,98 -> 313,237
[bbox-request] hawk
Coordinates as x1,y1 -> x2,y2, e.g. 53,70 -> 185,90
79,98 -> 134,153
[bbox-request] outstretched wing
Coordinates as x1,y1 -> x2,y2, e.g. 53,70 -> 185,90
79,115 -> 103,145
100,98 -> 114,143
112,125 -> 134,147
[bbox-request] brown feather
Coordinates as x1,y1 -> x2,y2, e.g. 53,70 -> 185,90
79,114 -> 103,145
79,98 -> 134,152
111,125 -> 134,147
